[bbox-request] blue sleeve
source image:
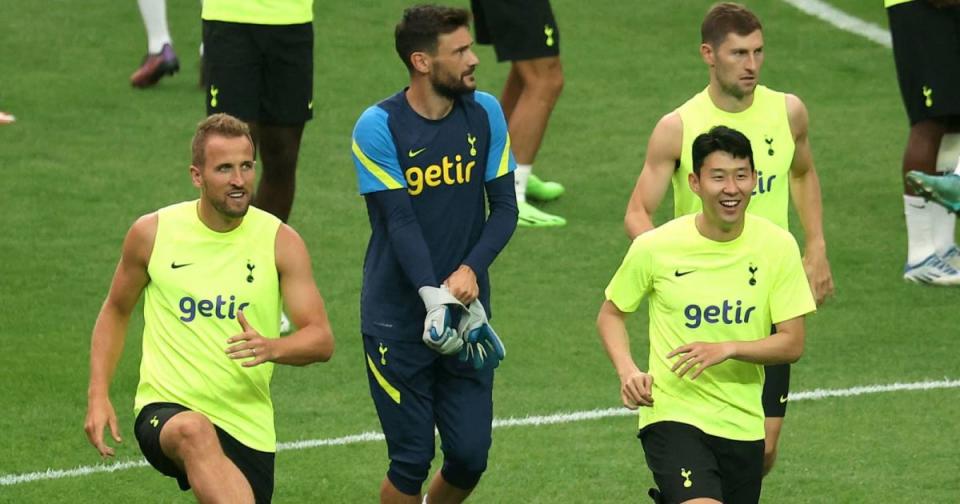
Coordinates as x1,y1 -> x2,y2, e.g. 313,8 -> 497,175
352,106 -> 407,195
474,91 -> 516,182
365,189 -> 438,289
462,172 -> 518,275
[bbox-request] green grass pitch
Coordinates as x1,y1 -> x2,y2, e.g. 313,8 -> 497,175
1,0 -> 958,502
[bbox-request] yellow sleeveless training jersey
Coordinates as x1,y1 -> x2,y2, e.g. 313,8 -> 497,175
135,200 -> 282,452
675,85 -> 795,230
203,0 -> 313,25
605,214 -> 816,440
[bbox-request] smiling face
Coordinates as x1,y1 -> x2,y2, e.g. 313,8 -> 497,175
191,134 -> 256,221
427,26 -> 479,98
703,29 -> 764,100
689,150 -> 756,233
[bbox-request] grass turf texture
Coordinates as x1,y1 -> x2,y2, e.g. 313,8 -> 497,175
1,0 -> 958,502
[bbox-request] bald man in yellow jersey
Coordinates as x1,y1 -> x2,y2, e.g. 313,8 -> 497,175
84,114 -> 334,504
601,126 -> 815,504
622,2 -> 832,477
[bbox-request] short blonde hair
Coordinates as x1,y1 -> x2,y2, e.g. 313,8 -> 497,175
191,113 -> 253,167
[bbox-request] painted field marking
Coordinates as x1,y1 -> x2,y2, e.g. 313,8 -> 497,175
3,378 -> 957,486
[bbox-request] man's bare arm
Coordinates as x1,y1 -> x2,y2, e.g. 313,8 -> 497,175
624,111 -> 683,239
786,94 -> 834,305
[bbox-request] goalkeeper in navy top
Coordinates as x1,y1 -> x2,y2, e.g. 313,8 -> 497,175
350,5 -> 517,503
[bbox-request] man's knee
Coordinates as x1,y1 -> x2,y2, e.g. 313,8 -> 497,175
439,440 -> 490,490
160,412 -> 221,461
516,57 -> 564,99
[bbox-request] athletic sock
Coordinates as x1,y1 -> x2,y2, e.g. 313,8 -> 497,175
515,164 -> 531,203
931,200 -> 958,255
905,194 -> 937,265
138,0 -> 172,54
936,133 -> 960,173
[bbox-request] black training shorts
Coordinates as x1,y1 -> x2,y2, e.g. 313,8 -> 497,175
471,0 -> 560,62
888,1 -> 960,124
202,21 -> 314,125
640,421 -> 764,504
134,402 -> 276,503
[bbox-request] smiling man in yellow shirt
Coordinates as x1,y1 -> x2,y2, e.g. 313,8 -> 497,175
599,126 -> 815,504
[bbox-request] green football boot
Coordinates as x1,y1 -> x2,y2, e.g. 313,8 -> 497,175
525,173 -> 565,202
517,200 -> 566,227
906,171 -> 960,213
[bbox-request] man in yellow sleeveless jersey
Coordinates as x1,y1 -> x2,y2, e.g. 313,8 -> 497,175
600,126 -> 815,504
622,2 -> 831,477
201,0 -> 314,223
84,114 -> 334,504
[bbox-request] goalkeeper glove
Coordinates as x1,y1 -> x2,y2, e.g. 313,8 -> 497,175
457,301 -> 505,370
418,286 -> 465,354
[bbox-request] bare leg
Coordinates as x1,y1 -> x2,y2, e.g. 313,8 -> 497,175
499,64 -> 523,121
159,412 -> 254,504
762,417 -> 784,477
380,476 -> 420,504
248,122 -> 305,222
424,470 -> 473,504
903,119 -> 946,194
504,56 -> 564,165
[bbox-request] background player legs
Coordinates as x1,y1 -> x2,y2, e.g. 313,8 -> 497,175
159,412 -> 254,504
902,119 -> 945,195
501,57 -> 563,165
131,0 -> 180,88
762,417 -> 783,476
502,56 -> 566,226
249,122 -> 305,223
902,119 -> 953,271
499,64 -> 522,121
138,0 -> 172,54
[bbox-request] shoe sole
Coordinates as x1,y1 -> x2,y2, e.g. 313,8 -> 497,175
903,273 -> 960,286
518,218 -> 566,228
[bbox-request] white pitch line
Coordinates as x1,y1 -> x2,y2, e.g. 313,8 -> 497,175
3,378 -> 957,487
781,0 -> 891,48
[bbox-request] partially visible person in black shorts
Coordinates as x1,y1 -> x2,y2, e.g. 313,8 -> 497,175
201,0 -> 316,223
640,422 -> 764,504
135,403 -> 276,504
888,0 -> 960,281
471,0 -> 568,228
762,325 -> 790,461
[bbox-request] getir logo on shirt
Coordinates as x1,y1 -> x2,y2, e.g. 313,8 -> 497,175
405,154 -> 476,196
179,295 -> 249,322
684,300 -> 756,329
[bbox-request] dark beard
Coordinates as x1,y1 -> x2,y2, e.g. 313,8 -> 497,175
431,74 -> 473,100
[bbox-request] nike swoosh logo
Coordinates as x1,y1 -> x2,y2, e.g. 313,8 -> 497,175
779,395 -> 788,404
674,269 -> 695,277
408,147 -> 427,158
171,262 -> 193,269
